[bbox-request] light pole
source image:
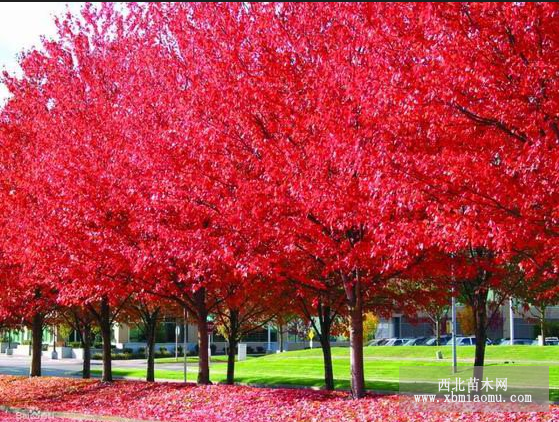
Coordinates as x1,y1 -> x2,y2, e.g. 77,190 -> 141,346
183,308 -> 188,383
451,254 -> 457,374
509,297 -> 515,345
175,319 -> 179,361
451,293 -> 457,373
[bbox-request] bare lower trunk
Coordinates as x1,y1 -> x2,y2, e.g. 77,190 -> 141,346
473,289 -> 488,381
278,323 -> 284,352
320,336 -> 334,390
194,288 -> 211,385
30,313 -> 44,377
226,338 -> 238,385
226,309 -> 239,385
99,297 -> 113,382
82,324 -> 92,379
318,304 -> 334,391
349,303 -> 365,397
345,276 -> 365,398
145,311 -> 159,382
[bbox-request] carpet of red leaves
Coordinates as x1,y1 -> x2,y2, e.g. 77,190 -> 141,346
0,376 -> 557,422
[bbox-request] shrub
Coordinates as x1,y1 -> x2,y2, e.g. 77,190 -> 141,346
192,344 -> 217,355
154,350 -> 173,358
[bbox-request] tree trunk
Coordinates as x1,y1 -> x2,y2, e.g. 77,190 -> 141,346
99,297 -> 113,382
278,323 -> 284,352
472,288 -> 489,381
30,313 -> 44,377
345,276 -> 365,398
226,309 -> 239,385
194,288 -> 211,385
435,318 -> 441,346
540,306 -> 546,346
145,310 -> 159,382
318,304 -> 334,391
82,324 -> 92,379
320,335 -> 334,391
226,338 -> 238,385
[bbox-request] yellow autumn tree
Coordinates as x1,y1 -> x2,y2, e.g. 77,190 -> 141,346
363,313 -> 379,342
457,306 -> 475,336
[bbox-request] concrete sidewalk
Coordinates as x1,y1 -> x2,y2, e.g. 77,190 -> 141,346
0,355 -> 193,378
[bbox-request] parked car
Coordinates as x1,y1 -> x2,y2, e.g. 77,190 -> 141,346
499,338 -> 533,345
404,337 -> 429,346
446,336 -> 473,346
443,336 -> 492,346
368,338 -> 388,346
383,338 -> 412,346
530,337 -> 559,346
424,335 -> 452,346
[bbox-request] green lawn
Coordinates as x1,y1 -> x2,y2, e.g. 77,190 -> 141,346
92,346 -> 559,400
154,355 -> 259,364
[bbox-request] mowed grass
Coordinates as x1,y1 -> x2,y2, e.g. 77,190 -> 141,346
154,355 -> 260,364
92,346 -> 559,400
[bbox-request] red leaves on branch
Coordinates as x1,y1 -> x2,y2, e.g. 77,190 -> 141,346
1,1 -> 559,396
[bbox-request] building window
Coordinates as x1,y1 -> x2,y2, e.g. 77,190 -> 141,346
129,325 -> 147,343
243,328 -> 276,342
129,322 -> 182,343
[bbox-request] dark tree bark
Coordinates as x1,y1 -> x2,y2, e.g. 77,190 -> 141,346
64,309 -> 93,379
144,308 -> 160,382
194,287 -> 211,385
539,305 -> 547,346
471,281 -> 489,381
317,303 -> 334,391
278,322 -> 285,353
81,323 -> 92,379
99,297 -> 113,382
460,249 -> 493,382
345,274 -> 365,398
225,309 -> 239,385
30,312 -> 44,377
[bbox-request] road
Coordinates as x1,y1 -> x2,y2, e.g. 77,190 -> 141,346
0,355 -> 190,378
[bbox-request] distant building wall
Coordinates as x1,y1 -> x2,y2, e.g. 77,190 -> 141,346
377,304 -> 559,340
